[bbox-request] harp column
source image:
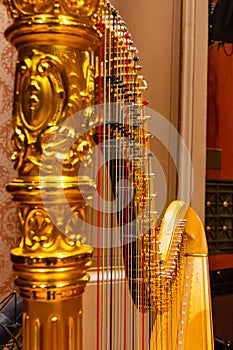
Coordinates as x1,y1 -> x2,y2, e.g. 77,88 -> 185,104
3,0 -> 101,349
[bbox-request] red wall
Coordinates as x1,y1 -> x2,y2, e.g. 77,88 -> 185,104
207,43 -> 233,180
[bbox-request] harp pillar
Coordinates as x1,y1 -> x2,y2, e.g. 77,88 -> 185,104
3,0 -> 101,348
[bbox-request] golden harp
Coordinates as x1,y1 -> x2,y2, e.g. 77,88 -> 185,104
2,0 -> 213,349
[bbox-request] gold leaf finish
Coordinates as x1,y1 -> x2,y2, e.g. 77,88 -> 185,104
3,0 -> 101,348
4,0 -> 100,18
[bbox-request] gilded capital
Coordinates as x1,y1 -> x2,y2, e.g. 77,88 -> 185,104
4,0 -> 102,50
4,0 -> 100,19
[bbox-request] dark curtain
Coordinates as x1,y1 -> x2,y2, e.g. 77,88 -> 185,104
211,0 -> 233,43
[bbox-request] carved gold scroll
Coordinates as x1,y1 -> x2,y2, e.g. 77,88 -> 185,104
3,0 -> 102,348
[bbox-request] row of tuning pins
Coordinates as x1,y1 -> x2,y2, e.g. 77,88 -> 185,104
102,2 -> 152,188
103,1 -> 148,106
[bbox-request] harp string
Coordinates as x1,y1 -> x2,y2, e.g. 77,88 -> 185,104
105,8 -> 110,348
124,31 -> 129,350
141,102 -> 146,350
97,15 -> 103,350
114,11 -> 120,348
114,10 -> 122,350
113,12 -> 119,350
108,12 -> 113,349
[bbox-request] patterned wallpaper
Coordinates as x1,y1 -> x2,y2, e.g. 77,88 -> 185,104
0,1 -> 19,300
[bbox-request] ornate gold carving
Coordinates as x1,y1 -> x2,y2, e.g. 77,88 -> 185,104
12,49 -> 66,173
4,0 -> 100,19
3,0 -> 100,347
15,198 -> 91,254
22,207 -> 55,250
4,0 -> 102,51
40,126 -> 94,175
16,51 -> 66,132
11,47 -> 94,175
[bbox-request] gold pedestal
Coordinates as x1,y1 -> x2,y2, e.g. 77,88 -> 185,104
12,247 -> 92,350
23,298 -> 83,350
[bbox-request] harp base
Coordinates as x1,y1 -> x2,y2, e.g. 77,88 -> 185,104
11,245 -> 93,350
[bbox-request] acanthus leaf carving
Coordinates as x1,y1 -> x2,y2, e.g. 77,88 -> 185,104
11,49 -> 95,175
19,206 -> 55,250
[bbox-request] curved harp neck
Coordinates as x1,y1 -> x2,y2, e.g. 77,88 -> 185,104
151,200 -> 214,350
185,206 -> 208,256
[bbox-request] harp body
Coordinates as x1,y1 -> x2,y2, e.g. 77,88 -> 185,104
83,201 -> 214,350
2,0 -> 213,349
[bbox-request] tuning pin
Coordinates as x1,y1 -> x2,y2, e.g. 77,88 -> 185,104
124,32 -> 131,39
112,9 -> 118,17
130,47 -> 137,53
135,64 -> 142,70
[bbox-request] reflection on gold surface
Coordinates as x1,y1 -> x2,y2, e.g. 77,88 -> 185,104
4,0 -> 101,348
